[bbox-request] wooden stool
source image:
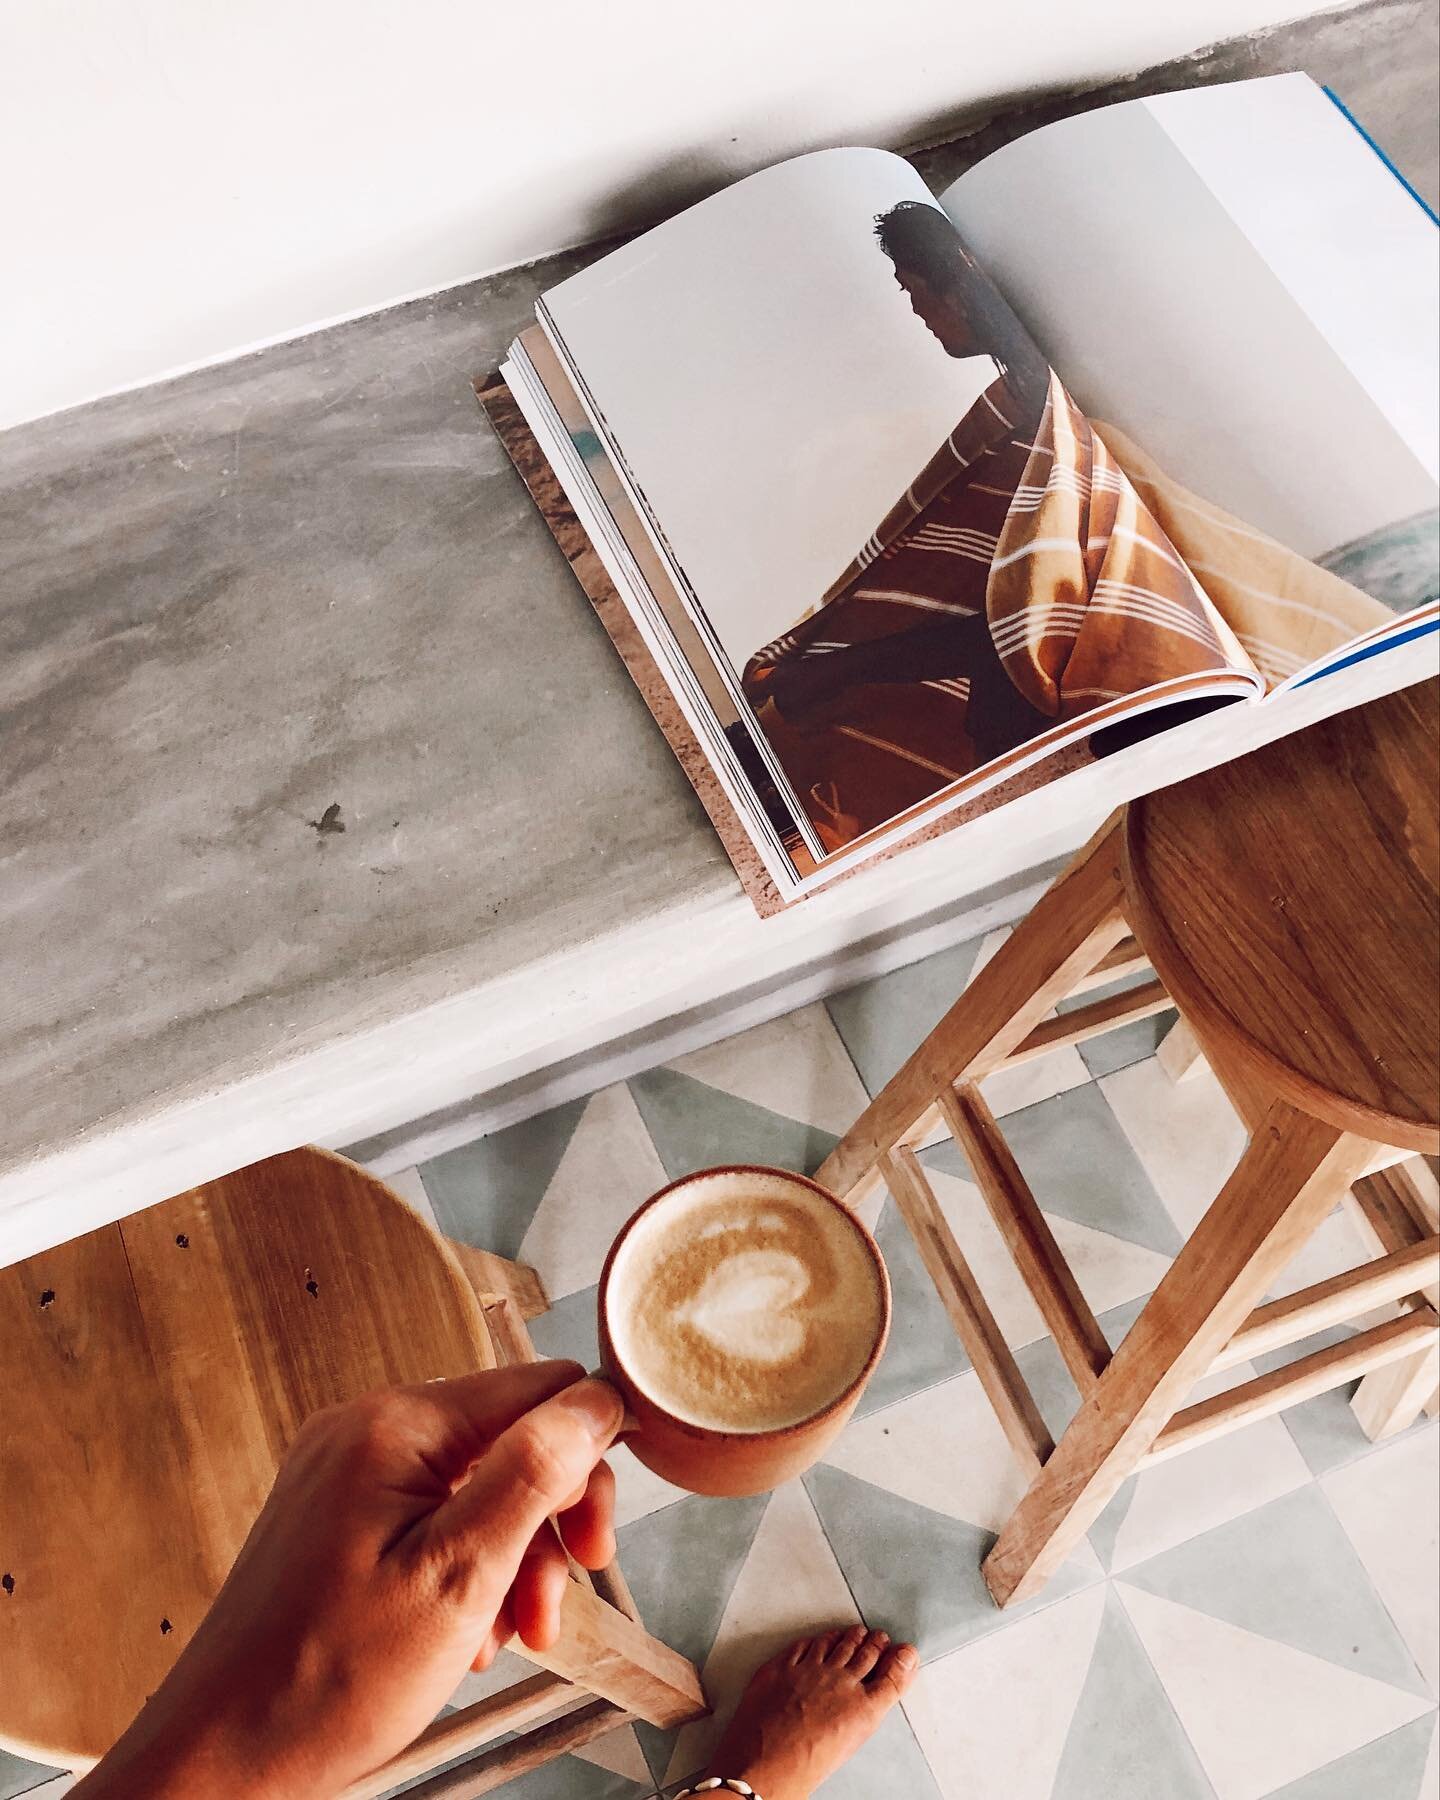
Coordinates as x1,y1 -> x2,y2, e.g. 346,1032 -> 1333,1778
0,1147 -> 706,1793
817,681 -> 1440,1609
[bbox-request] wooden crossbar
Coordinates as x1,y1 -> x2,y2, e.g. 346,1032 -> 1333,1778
1144,1309 -> 1440,1464
998,977 -> 1172,1070
341,1675 -> 580,1799
1069,937 -> 1150,996
401,1699 -> 631,1799
940,1085 -> 1111,1392
882,1147 -> 1054,1475
1209,1237 -> 1440,1373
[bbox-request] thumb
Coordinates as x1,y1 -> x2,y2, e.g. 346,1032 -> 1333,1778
433,1375 -> 623,1577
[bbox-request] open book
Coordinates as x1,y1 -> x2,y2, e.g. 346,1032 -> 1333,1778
494,73 -> 1439,907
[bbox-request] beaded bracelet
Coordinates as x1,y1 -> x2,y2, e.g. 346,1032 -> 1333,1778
672,1781 -> 762,1799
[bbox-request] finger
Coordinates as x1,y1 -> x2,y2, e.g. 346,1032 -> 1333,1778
867,1642 -> 920,1706
435,1377 -> 624,1584
828,1625 -> 867,1665
849,1629 -> 888,1679
511,1526 -> 572,1651
392,1362 -> 588,1479
470,1597 -> 514,1672
556,1459 -> 616,1570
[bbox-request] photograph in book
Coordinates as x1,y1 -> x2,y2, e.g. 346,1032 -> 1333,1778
539,150 -> 1256,856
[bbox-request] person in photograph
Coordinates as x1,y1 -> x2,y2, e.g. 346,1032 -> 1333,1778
742,199 -> 1230,851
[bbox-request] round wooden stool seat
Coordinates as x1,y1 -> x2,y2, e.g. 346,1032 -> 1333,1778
0,1148 -> 493,1769
1124,681 -> 1440,1151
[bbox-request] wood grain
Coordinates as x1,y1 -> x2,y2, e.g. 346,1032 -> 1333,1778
998,976 -> 1171,1070
340,1675 -> 579,1799
940,1085 -> 1111,1392
982,1108 -> 1375,1606
882,1147 -> 1053,1476
817,816 -> 1130,1201
1124,680 -> 1440,1150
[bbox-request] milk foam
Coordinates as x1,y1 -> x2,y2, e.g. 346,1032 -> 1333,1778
607,1170 -> 886,1433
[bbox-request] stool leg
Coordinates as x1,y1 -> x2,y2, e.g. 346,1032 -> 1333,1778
1351,1340 -> 1440,1440
983,1106 -> 1375,1607
817,816 -> 1131,1208
1157,1016 -> 1206,1084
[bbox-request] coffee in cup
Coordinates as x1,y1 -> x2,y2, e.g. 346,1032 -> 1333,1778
598,1165 -> 889,1496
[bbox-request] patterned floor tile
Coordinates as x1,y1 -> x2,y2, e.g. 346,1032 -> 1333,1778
628,1068 -> 838,1184
1263,1713 -> 1437,1800
914,1151 -> 1174,1343
383,1164 -> 441,1231
1117,1581 -> 1432,1800
1099,1057 -> 1247,1237
1253,1326 -> 1427,1478
663,1003 -> 872,1138
516,1083 -> 668,1301
418,1095 -> 588,1257
1122,1485 -> 1431,1696
1323,1428 -> 1440,1697
825,933 -> 989,1096
462,1753 -> 653,1798
951,1081 -> 1182,1258
617,1491 -> 769,1783
903,1585 -> 1105,1800
662,1482 -> 862,1786
1051,1587 -> 1213,1800
804,1463 -> 1100,1667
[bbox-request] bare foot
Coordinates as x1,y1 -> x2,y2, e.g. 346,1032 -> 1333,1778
704,1626 -> 919,1800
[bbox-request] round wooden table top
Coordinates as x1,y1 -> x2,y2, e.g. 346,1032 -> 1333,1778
1124,681 -> 1440,1151
0,1148 -> 493,1768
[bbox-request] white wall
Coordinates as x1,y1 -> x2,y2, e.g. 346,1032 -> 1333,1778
1,0 -> 1342,431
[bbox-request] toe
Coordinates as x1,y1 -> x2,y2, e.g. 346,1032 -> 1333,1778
828,1624 -> 868,1665
849,1628 -> 889,1678
802,1631 -> 839,1662
867,1641 -> 920,1707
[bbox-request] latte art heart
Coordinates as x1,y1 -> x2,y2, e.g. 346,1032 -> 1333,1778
607,1170 -> 887,1433
676,1248 -> 811,1365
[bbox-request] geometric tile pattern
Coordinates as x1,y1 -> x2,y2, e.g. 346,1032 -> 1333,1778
13,926 -> 1434,1798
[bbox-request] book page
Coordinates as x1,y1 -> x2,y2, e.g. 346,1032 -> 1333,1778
539,145 -> 1258,864
940,75 -> 1439,686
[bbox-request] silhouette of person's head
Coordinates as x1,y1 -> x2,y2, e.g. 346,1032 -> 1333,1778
875,201 -> 1040,382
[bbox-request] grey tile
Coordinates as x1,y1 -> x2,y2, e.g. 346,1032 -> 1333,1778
1262,1713 -> 1437,1800
420,1749 -> 652,1799
0,1753 -> 62,1800
925,1083 -> 1182,1258
418,1097 -> 587,1257
627,1068 -> 837,1182
1122,1485 -> 1432,1696
617,1491 -> 769,1784
855,1196 -> 970,1419
804,1463 -> 1098,1665
1057,971 -> 1179,1079
825,935 -> 987,1096
1051,1588 -> 1214,1800
528,1281 -> 601,1370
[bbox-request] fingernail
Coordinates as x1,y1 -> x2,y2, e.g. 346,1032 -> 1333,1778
896,1644 -> 919,1670
558,1376 -> 624,1442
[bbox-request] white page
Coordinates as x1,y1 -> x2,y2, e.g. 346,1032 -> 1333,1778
940,74 -> 1439,566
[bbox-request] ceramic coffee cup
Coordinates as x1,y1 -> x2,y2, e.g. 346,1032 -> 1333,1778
596,1164 -> 890,1497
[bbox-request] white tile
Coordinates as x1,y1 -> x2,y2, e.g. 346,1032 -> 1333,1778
517,1083 -> 668,1301
383,1163 -> 440,1232
664,1482 -> 860,1784
665,1002 -> 872,1138
1100,1056 -> 1247,1237
981,1045 -> 1093,1120
823,1371 -> 1031,1532
1324,1429 -> 1440,1695
902,1586 -> 1105,1800
1118,1582 -> 1432,1800
1423,1715 -> 1439,1799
